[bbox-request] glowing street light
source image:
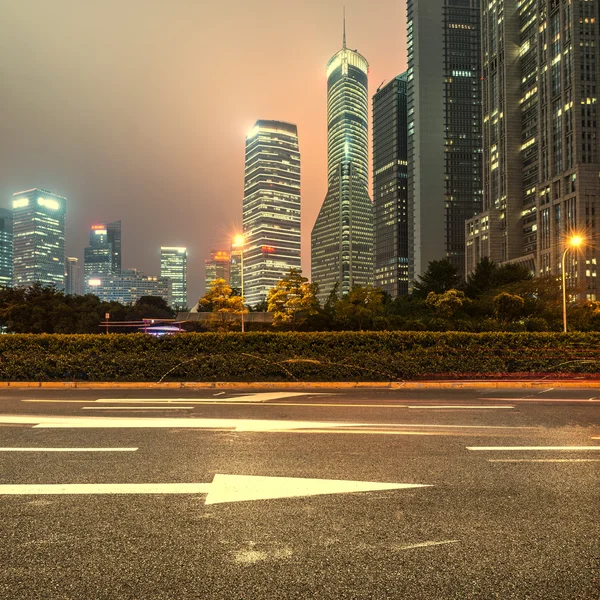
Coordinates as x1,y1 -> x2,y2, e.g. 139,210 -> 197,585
232,234 -> 246,332
562,235 -> 584,333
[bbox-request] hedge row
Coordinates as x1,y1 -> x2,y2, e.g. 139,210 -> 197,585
0,332 -> 599,381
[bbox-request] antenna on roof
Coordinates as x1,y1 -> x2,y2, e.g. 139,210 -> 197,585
343,6 -> 347,48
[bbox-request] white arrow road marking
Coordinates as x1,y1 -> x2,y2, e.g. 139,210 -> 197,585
204,474 -> 429,505
0,474 -> 430,505
468,446 -> 600,451
94,392 -> 328,403
0,447 -> 138,452
0,415 -> 534,432
0,483 -> 211,495
22,393 -> 334,405
394,540 -> 459,551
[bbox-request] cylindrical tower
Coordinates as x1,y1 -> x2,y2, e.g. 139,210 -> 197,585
326,46 -> 369,187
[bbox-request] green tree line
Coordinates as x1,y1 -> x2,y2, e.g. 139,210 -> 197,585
200,258 -> 600,333
3,257 -> 600,334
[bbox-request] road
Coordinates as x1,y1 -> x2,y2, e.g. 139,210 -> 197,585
0,386 -> 599,599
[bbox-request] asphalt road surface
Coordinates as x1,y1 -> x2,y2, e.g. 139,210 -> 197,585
0,386 -> 599,599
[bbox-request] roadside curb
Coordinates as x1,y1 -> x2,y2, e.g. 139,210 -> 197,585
0,380 -> 599,390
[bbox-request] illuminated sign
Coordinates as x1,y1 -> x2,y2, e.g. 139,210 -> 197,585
88,279 -> 102,287
261,246 -> 275,254
37,197 -> 60,210
91,224 -> 105,230
13,198 -> 29,209
94,229 -> 107,235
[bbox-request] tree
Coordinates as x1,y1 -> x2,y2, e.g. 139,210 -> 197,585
425,289 -> 469,318
129,296 -> 175,319
492,292 -> 525,323
465,257 -> 533,299
267,269 -> 319,329
334,286 -> 384,331
198,279 -> 245,329
465,257 -> 499,298
413,259 -> 461,297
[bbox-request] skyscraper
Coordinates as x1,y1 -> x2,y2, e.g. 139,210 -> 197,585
84,221 -> 121,276
407,0 -> 482,284
0,208 -> 13,288
243,120 -> 301,307
107,221 -> 122,273
12,188 -> 66,290
229,247 -> 242,292
161,246 -> 188,310
65,257 -> 81,296
373,74 -> 409,297
311,21 -> 374,303
204,250 -> 231,292
466,0 -> 600,300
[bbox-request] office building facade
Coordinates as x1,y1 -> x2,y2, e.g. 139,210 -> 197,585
466,0 -> 600,300
12,188 -> 66,290
311,27 -> 374,303
243,120 -> 301,307
373,74 -> 409,297
229,247 -> 242,292
65,257 -> 81,296
407,0 -> 482,285
0,208 -> 13,288
204,250 -> 231,293
161,246 -> 187,309
85,269 -> 170,305
84,221 -> 121,276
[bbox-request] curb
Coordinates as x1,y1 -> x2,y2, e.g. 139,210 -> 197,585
0,380 -> 599,390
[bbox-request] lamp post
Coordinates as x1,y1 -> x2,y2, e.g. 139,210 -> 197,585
233,235 -> 245,333
561,235 -> 583,333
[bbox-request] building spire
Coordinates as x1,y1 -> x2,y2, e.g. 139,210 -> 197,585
343,6 -> 347,48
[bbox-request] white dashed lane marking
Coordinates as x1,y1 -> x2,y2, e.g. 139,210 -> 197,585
468,446 -> 600,451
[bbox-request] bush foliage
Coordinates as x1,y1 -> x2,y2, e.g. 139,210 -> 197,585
0,332 -> 599,382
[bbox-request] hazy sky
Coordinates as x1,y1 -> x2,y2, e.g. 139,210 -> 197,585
0,0 -> 407,302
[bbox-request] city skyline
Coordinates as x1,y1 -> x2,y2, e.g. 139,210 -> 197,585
0,1 -> 406,303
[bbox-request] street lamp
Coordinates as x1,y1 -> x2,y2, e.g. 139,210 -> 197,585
233,234 -> 245,333
561,235 -> 584,333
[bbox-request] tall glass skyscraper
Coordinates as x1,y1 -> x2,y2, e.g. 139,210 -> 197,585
65,257 -> 80,296
243,120 -> 301,308
466,0 -> 600,300
0,208 -> 13,288
204,250 -> 230,293
311,24 -> 374,303
84,221 -> 121,276
12,188 -> 66,290
373,73 -> 409,297
407,0 -> 482,284
161,247 -> 188,309
229,247 -> 242,292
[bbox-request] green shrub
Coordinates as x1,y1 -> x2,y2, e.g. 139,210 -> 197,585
0,332 -> 598,382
